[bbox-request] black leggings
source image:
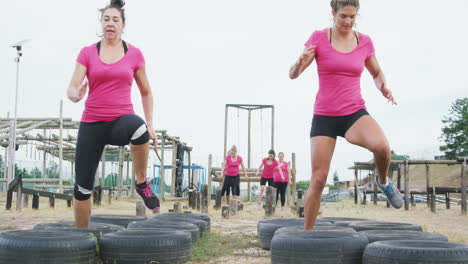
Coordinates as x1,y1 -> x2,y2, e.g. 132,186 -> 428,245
221,175 -> 240,196
275,182 -> 288,207
74,114 -> 149,200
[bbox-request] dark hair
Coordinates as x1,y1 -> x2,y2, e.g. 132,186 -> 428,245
330,0 -> 359,12
278,152 -> 284,156
268,150 -> 276,156
100,0 -> 126,23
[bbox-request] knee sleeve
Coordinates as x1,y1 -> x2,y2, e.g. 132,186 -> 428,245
74,184 -> 92,201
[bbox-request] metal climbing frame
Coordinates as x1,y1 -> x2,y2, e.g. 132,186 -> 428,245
152,164 -> 207,199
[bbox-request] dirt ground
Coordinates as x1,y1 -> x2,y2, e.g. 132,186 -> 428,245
0,194 -> 467,264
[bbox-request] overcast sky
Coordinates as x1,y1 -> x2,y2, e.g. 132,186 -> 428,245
1,0 -> 467,184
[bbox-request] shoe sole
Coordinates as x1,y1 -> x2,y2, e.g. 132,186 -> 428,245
135,191 -> 160,211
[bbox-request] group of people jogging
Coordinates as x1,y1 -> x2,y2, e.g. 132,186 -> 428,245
220,146 -> 292,210
68,0 -> 402,230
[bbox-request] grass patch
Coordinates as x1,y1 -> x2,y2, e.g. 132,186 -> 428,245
192,231 -> 260,262
0,225 -> 17,231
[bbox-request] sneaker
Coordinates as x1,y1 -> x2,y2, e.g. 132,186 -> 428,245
135,181 -> 160,211
375,175 -> 403,209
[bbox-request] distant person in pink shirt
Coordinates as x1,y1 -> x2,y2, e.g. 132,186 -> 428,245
67,0 -> 159,228
289,0 -> 402,230
256,150 -> 283,208
220,145 -> 248,204
273,152 -> 292,211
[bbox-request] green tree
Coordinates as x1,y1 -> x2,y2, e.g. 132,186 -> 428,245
440,98 -> 468,159
30,167 -> 42,178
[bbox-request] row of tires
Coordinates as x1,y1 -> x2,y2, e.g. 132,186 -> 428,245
258,217 -> 468,264
0,213 -> 211,264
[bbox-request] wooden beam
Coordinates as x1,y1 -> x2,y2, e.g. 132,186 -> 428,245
160,133 -> 166,199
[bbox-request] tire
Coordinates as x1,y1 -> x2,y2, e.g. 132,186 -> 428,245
154,213 -> 211,231
363,240 -> 468,264
317,217 -> 375,224
152,216 -> 208,236
100,230 -> 192,264
0,230 -> 96,264
127,219 -> 200,243
90,214 -> 147,227
258,218 -> 333,250
34,221 -> 124,240
348,221 -> 423,232
274,225 -> 356,236
271,230 -> 368,264
334,219 -> 376,227
360,230 -> 448,243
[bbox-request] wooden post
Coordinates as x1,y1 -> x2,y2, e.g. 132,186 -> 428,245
397,165 -> 401,190
136,201 -> 146,216
221,205 -> 229,219
214,189 -> 221,210
229,199 -> 237,216
191,190 -> 197,210
42,129 -> 46,181
461,158 -> 467,214
411,193 -> 416,207
362,190 -> 367,205
59,100 -> 63,193
298,206 -> 304,218
101,147 -> 106,188
171,142 -> 177,197
108,187 -> 112,205
130,165 -> 135,198
404,161 -> 409,211
32,194 -> 39,210
247,109 -> 251,202
7,120 -> 15,187
126,153 -> 130,195
16,174 -> 22,211
23,194 -> 29,207
292,153 -> 297,203
188,189 -> 194,208
265,186 -> 275,217
196,191 -> 201,211
201,184 -> 208,214
386,200 -> 390,208
174,202 -> 181,213
49,196 -> 55,208
271,106 -> 274,149
426,164 -> 430,207
160,133 -> 166,200
117,146 -> 124,199
67,199 -> 72,208
431,188 -> 436,213
6,188 -> 12,210
445,193 -> 450,209
373,168 -> 378,205
207,154 -> 212,204
223,105 -> 228,162
3,143 -> 8,193
354,163 -> 358,204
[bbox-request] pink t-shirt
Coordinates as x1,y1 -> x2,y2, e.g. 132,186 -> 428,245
273,162 -> 289,182
261,158 -> 279,179
225,155 -> 243,176
305,29 -> 375,116
77,43 -> 145,122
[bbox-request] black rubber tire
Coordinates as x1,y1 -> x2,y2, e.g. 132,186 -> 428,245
100,230 -> 192,264
271,230 -> 369,264
360,230 -> 448,243
90,214 -> 147,227
0,230 -> 96,264
258,218 -> 333,250
151,216 -> 208,236
34,221 -> 124,240
154,213 -> 211,231
274,225 -> 356,236
334,219 -> 376,227
349,221 -> 423,232
127,219 -> 200,243
363,240 -> 468,264
317,217 -> 375,224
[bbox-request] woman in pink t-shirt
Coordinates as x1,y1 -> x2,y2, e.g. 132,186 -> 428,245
220,145 -> 248,204
273,152 -> 292,211
289,0 -> 403,230
256,150 -> 283,208
66,0 -> 159,228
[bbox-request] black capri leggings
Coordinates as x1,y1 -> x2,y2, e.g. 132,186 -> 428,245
74,114 -> 149,201
275,182 -> 288,207
221,175 -> 240,196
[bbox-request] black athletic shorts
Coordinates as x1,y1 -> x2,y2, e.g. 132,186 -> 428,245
310,109 -> 369,139
74,114 -> 149,200
260,177 -> 274,186
221,175 -> 240,196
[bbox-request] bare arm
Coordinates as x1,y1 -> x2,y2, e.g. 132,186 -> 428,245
240,161 -> 248,178
277,165 -> 285,180
365,54 -> 396,105
287,167 -> 292,185
256,163 -> 264,177
134,64 -> 158,151
221,161 -> 226,179
289,46 -> 316,79
67,63 -> 88,102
